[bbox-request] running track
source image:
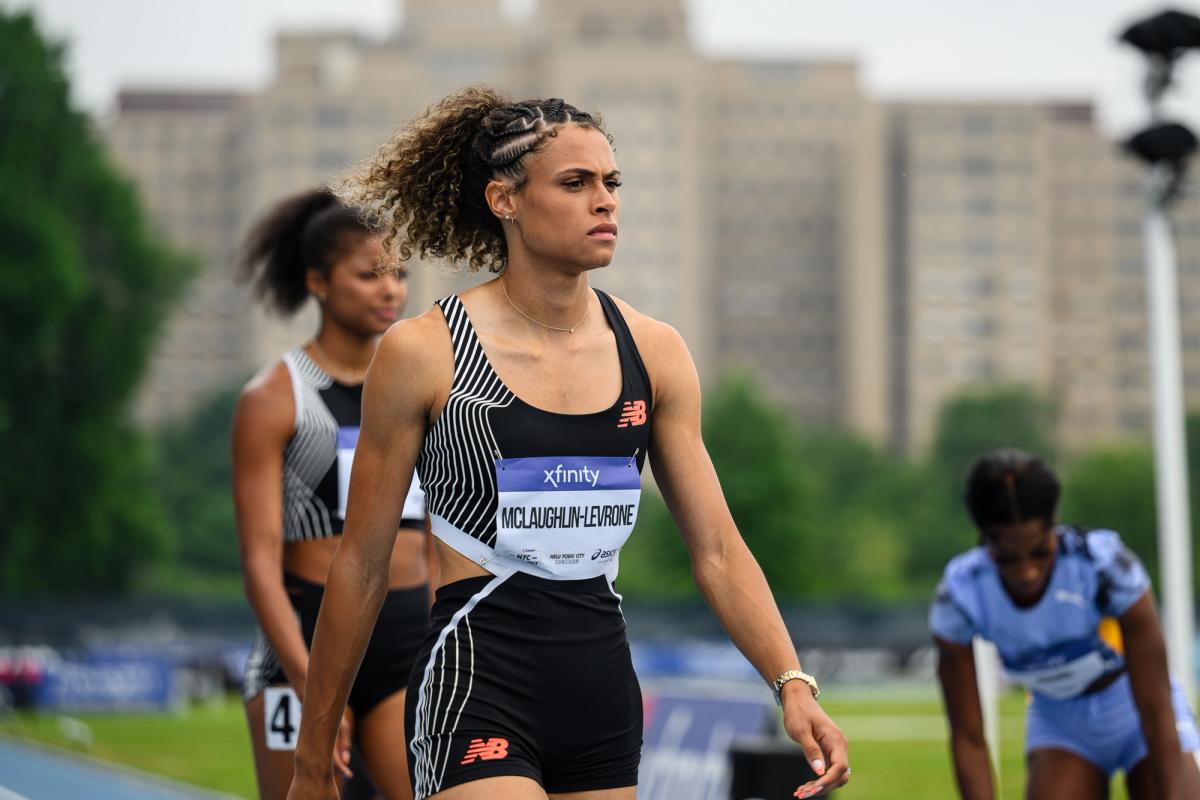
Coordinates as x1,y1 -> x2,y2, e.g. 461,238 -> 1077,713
0,737 -> 242,800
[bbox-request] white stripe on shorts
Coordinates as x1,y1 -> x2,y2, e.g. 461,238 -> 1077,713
411,570 -> 512,800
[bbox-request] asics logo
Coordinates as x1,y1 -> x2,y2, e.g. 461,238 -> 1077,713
617,400 -> 647,428
461,737 -> 509,765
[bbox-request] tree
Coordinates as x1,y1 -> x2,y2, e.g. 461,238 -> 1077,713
1059,444 -> 1159,586
154,389 -> 241,579
620,373 -> 818,599
929,385 -> 1059,484
621,373 -> 920,601
0,11 -> 193,593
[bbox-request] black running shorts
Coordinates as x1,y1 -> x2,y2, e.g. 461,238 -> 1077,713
404,571 -> 642,799
285,572 -> 429,719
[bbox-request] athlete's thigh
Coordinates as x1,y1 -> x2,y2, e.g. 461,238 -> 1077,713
244,692 -> 296,800
1026,747 -> 1107,800
356,690 -> 413,800
549,787 -> 637,800
428,775 -> 546,799
1125,751 -> 1200,799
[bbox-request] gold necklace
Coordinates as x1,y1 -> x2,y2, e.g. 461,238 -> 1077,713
309,339 -> 368,384
499,275 -> 591,334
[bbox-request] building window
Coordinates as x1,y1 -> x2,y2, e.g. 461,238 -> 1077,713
315,105 -> 348,128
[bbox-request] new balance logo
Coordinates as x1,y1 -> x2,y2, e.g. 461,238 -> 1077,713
617,400 -> 647,428
460,737 -> 509,765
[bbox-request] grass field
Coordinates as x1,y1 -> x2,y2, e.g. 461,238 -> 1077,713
0,695 -> 256,797
0,687 -> 1141,799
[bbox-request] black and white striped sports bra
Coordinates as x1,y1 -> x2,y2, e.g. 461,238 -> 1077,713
416,290 -> 653,580
281,348 -> 424,542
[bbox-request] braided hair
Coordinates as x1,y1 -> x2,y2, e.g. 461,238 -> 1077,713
238,188 -> 373,315
335,86 -> 610,273
964,449 -> 1061,535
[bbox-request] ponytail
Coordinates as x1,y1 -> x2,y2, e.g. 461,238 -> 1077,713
238,188 -> 370,315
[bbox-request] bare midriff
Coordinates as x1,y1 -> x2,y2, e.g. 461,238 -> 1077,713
283,529 -> 428,590
433,540 -> 494,588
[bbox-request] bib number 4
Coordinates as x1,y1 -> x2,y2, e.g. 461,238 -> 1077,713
264,687 -> 301,751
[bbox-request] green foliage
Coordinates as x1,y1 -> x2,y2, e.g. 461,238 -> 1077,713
1059,443 -> 1158,585
153,389 -> 241,578
0,11 -> 193,593
623,376 -> 1200,604
929,385 -> 1059,485
624,374 -> 939,602
700,375 -> 820,593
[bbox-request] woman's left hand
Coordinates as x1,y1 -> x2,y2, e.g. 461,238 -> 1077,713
781,684 -> 850,798
333,708 -> 354,779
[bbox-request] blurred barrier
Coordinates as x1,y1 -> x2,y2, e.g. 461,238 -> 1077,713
34,654 -> 178,712
639,681 -> 777,800
729,737 -> 827,799
633,640 -> 938,684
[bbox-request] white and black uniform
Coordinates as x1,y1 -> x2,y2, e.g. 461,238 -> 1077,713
404,291 -> 651,798
243,348 -> 429,717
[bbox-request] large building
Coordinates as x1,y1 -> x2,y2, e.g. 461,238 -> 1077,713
108,0 -> 883,436
886,101 -> 1200,453
107,91 -> 249,422
107,0 -> 1200,456
707,60 -> 887,436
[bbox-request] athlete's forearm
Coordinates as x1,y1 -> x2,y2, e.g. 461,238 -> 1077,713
1131,678 -> 1183,797
690,533 -> 802,682
292,542 -> 389,777
949,733 -> 995,800
243,559 -> 310,689
1123,596 -> 1185,797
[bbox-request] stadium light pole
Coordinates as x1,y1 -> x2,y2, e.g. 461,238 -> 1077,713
1119,8 -> 1200,704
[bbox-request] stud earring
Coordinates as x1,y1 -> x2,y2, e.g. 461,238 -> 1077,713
505,214 -> 514,223
317,292 -> 327,302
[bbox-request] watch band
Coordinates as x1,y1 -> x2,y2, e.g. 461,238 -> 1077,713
771,669 -> 820,705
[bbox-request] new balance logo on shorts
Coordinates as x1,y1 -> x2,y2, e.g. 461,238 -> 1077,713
460,737 -> 509,765
617,400 -> 647,428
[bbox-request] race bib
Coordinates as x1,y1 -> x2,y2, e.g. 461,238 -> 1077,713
403,471 -> 426,521
494,455 -> 640,579
264,687 -> 301,751
336,426 -> 359,519
1007,649 -> 1121,700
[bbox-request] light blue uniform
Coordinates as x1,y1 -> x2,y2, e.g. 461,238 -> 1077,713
930,526 -> 1199,776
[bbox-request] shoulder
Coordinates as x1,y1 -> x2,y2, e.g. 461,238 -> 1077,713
234,358 -> 295,440
1056,525 -> 1130,566
238,358 -> 293,415
376,306 -> 453,364
1054,524 -> 1100,560
604,292 -> 692,403
941,546 -> 992,589
605,292 -> 686,354
369,308 -> 455,412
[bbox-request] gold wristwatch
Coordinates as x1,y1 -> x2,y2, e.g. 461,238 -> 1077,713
771,669 -> 820,706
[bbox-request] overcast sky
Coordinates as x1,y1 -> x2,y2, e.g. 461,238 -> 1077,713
8,0 -> 1200,135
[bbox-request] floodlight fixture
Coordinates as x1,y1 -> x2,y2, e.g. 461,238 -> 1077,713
1119,9 -> 1200,104
1124,121 -> 1199,165
1120,9 -> 1200,57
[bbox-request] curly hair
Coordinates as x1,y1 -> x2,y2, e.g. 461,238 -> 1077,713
237,188 -> 372,315
334,86 -> 609,273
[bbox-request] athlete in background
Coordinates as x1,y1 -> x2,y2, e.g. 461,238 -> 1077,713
931,449 -> 1200,799
233,189 -> 433,799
